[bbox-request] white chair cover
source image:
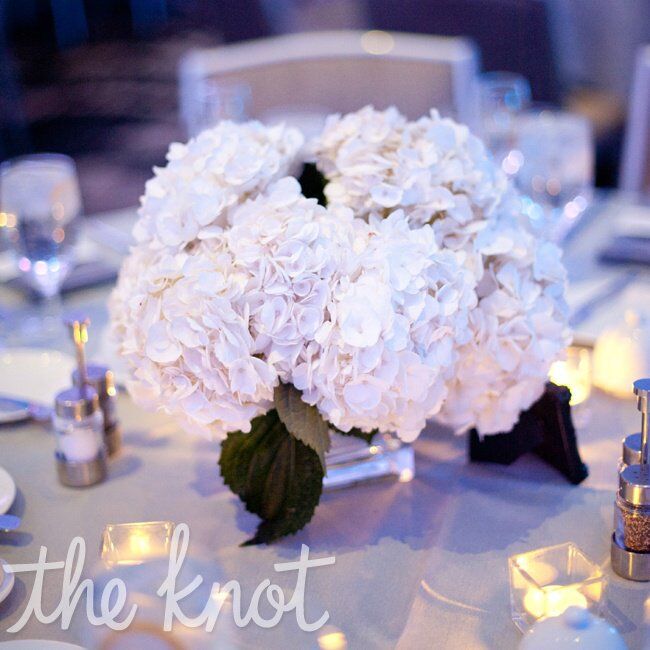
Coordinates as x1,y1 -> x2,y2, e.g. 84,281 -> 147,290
178,30 -> 479,134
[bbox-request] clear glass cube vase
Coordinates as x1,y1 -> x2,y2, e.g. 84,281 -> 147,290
323,430 -> 415,490
508,542 -> 607,633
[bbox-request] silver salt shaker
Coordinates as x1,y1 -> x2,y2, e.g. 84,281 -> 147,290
53,385 -> 107,487
53,316 -> 108,487
73,364 -> 121,455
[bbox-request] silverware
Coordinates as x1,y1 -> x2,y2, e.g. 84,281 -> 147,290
0,395 -> 52,424
0,514 -> 20,531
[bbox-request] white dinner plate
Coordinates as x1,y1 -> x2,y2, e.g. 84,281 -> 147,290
0,466 -> 15,514
0,641 -> 85,649
0,348 -> 75,422
0,559 -> 15,606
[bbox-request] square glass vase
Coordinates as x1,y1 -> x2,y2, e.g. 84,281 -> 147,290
323,430 -> 414,490
508,542 -> 607,633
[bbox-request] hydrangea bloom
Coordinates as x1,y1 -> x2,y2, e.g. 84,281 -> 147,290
112,176 -> 476,441
313,107 -> 570,434
112,177 -> 347,438
293,211 -> 477,440
133,120 -> 304,249
112,109 -> 570,443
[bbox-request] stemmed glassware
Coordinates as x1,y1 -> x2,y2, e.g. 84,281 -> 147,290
478,71 -> 531,177
514,108 -> 594,241
184,78 -> 251,138
0,153 -> 82,345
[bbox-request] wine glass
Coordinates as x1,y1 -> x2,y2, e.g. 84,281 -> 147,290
478,72 -> 531,176
0,154 -> 82,344
514,108 -> 594,241
184,78 -> 251,138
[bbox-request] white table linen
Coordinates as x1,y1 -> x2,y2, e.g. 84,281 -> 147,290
0,196 -> 649,649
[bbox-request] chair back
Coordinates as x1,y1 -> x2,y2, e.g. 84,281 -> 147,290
178,30 -> 479,134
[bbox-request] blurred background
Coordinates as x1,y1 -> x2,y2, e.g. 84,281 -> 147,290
1,0 -> 649,214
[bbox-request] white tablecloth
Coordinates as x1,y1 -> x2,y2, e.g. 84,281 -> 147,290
0,197 -> 649,649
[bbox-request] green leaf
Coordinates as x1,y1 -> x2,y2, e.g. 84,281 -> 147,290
274,383 -> 331,472
331,425 -> 378,446
219,409 -> 324,545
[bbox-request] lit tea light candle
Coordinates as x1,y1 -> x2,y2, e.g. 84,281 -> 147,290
523,585 -> 588,620
101,521 -> 175,567
549,346 -> 592,405
593,312 -> 649,398
318,627 -> 348,650
508,543 -> 605,634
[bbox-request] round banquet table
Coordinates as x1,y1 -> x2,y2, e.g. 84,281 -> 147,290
0,196 -> 649,649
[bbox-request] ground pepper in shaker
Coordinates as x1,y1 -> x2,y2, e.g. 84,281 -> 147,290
611,378 -> 650,581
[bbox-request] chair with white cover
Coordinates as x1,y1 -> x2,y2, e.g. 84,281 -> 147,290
620,45 -> 650,193
178,30 -> 479,137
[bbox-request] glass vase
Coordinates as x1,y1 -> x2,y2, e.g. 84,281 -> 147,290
323,431 -> 414,490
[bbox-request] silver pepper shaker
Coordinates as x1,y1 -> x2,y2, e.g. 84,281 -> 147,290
53,316 -> 107,487
73,364 -> 121,455
611,378 -> 650,581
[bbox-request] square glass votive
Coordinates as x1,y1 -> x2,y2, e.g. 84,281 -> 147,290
508,542 -> 606,633
101,521 -> 175,567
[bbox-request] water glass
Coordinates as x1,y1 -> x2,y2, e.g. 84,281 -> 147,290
1,154 -> 81,298
184,78 -> 251,138
479,72 -> 531,176
0,154 -> 82,344
514,109 -> 594,241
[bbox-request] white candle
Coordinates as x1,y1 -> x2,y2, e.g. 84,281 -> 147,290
523,585 -> 588,619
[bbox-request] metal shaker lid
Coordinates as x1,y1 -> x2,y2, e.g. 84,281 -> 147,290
619,463 -> 650,506
622,433 -> 643,466
55,386 -> 99,420
72,364 -> 115,396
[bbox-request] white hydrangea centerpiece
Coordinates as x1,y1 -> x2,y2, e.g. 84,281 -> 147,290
110,108 -> 570,544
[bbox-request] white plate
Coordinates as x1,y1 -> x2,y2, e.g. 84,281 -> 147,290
0,559 -> 15,606
0,466 -> 15,514
0,642 -> 85,649
0,348 -> 75,421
